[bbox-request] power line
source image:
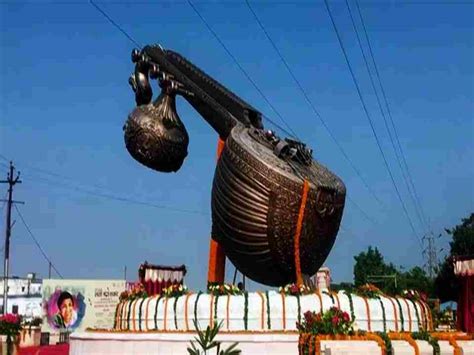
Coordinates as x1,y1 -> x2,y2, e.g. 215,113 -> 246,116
324,0 -> 422,249
14,205 -> 63,279
31,174 -> 209,216
0,154 -> 208,216
244,0 -> 385,213
354,0 -> 431,233
344,0 -> 426,234
89,0 -> 141,48
186,0 -> 299,139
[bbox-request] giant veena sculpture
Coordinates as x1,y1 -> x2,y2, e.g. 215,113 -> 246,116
123,45 -> 346,287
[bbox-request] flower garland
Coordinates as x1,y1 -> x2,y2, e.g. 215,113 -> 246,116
298,333 -> 386,355
138,297 -> 146,331
375,331 -> 392,355
113,303 -> 120,329
209,293 -> 215,328
173,294 -> 181,330
225,295 -> 231,330
294,179 -> 310,286
154,295 -> 163,330
126,299 -> 133,330
207,283 -> 242,296
394,297 -> 405,332
144,297 -> 153,331
343,291 -> 356,321
213,293 -> 220,324
360,296 -> 371,332
265,290 -> 271,330
408,299 -> 421,331
377,296 -> 387,333
163,284 -> 188,298
401,298 -> 413,332
183,292 -> 193,331
193,291 -> 203,325
323,290 -> 335,306
281,292 -> 287,329
389,332 -> 419,355
163,297 -> 169,331
279,283 -> 312,296
411,331 -> 440,355
296,294 -> 302,324
357,284 -> 382,299
243,291 -> 249,330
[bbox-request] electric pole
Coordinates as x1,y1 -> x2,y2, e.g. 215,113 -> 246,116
1,162 -> 22,315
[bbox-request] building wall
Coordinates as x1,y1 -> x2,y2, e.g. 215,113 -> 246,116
0,275 -> 43,318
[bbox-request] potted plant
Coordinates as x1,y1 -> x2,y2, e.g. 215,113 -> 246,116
0,313 -> 22,355
19,317 -> 42,348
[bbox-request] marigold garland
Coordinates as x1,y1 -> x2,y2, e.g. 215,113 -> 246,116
226,294 -> 231,330
265,290 -> 271,330
173,295 -> 181,330
209,293 -> 215,328
280,292 -> 287,329
184,292 -> 193,331
386,296 -> 399,332
411,330 -> 440,355
389,332 -> 419,355
298,333 -> 387,355
394,297 -> 405,332
361,296 -> 371,332
163,297 -> 169,331
294,179 -> 310,286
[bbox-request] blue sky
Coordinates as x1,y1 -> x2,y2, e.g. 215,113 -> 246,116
0,0 -> 472,291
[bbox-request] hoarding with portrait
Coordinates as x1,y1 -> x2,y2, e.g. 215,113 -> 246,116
42,279 -> 126,333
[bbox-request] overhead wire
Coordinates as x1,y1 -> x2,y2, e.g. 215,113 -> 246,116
186,0 -> 299,140
324,0 -> 423,249
244,0 -> 384,223
0,153 -> 209,216
14,205 -> 63,279
344,0 -> 426,234
89,0 -> 141,49
354,0 -> 431,233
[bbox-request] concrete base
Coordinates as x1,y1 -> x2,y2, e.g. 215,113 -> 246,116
70,331 -> 380,355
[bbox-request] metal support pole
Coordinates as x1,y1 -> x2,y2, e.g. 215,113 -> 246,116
1,162 -> 21,315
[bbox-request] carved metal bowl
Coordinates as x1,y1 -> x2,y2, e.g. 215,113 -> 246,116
211,125 -> 346,286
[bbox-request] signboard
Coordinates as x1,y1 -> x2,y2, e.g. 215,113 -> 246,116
42,279 -> 126,332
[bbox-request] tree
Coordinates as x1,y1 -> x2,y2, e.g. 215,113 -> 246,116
353,247 -> 434,296
435,213 -> 474,302
353,246 -> 398,293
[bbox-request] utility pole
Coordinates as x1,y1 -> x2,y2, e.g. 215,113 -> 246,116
1,162 -> 22,315
124,265 -> 127,281
49,262 -> 52,279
